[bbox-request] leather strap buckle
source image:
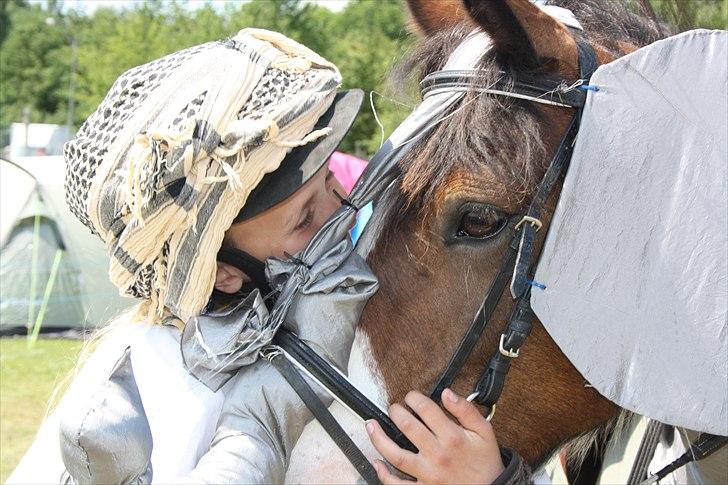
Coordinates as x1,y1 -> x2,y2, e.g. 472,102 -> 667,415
515,215 -> 542,232
465,393 -> 496,421
499,334 -> 520,358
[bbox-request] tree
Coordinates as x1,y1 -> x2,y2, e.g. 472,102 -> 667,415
650,0 -> 727,31
3,0 -> 723,157
0,2 -> 71,127
324,0 -> 413,155
0,0 -> 29,45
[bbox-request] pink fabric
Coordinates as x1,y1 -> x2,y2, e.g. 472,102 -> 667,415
328,151 -> 368,194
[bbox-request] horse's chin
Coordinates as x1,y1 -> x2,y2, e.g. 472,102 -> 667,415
285,329 -> 388,484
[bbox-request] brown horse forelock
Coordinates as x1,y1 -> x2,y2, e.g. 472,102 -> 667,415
359,1 -> 667,466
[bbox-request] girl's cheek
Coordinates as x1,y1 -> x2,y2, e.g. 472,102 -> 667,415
284,233 -> 311,257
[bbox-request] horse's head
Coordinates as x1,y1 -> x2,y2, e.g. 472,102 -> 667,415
359,0 -> 665,465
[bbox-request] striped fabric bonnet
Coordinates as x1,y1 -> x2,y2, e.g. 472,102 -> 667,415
64,29 -> 341,323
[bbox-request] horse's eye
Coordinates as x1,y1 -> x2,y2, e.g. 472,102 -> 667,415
456,210 -> 507,240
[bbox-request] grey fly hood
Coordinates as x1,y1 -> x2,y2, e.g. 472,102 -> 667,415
531,29 -> 727,435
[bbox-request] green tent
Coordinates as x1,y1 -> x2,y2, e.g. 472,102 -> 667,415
0,157 -> 134,336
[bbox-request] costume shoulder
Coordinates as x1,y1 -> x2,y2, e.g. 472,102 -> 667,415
7,320 -> 225,484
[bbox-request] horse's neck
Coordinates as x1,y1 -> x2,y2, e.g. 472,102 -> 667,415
285,329 -> 390,483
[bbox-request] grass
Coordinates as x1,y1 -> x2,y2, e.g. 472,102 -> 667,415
0,338 -> 83,483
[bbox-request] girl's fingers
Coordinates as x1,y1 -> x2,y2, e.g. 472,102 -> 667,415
389,403 -> 437,453
441,388 -> 493,438
373,460 -> 415,485
366,419 -> 421,476
403,391 -> 455,438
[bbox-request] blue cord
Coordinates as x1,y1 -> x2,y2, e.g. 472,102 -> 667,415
578,84 -> 600,92
527,279 -> 547,290
350,202 -> 373,245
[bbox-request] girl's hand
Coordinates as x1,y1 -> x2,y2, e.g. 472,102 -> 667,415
365,389 -> 505,484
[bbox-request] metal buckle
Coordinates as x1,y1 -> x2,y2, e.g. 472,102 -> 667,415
499,334 -> 520,358
514,215 -> 542,232
465,392 -> 497,422
485,404 -> 496,421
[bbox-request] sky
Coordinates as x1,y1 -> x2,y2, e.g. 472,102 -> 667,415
31,0 -> 350,14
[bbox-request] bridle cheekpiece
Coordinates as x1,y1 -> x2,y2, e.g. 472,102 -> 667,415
425,33 -> 599,420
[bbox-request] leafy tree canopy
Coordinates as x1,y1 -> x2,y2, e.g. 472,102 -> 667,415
1,0 -> 725,156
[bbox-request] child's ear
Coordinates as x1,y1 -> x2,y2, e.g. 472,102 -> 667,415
214,262 -> 249,294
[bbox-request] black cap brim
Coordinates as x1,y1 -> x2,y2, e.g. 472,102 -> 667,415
235,89 -> 364,222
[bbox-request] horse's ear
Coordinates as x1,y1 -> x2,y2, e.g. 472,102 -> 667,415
405,0 -> 468,37
463,0 -> 577,72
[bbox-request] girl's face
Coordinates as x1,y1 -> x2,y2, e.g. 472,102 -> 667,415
215,164 -> 346,294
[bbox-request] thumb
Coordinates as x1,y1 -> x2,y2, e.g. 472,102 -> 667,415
441,388 -> 495,440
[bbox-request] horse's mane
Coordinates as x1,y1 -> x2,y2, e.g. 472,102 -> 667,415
386,0 -> 670,217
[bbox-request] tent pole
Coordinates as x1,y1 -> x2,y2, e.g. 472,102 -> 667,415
26,213 -> 41,341
28,249 -> 64,348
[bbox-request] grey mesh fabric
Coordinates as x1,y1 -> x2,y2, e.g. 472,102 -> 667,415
180,236 -> 379,393
531,30 -> 727,435
181,292 -> 272,392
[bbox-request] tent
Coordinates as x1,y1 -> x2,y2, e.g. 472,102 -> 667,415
0,156 -> 134,336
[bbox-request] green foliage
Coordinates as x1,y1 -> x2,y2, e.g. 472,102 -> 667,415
1,0 -> 725,155
0,2 -> 71,126
0,0 -> 414,157
650,0 -> 727,31
321,0 -> 414,154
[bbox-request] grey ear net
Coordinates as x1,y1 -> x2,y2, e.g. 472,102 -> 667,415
531,30 -> 727,435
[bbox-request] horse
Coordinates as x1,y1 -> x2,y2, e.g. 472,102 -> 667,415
286,0 -> 672,482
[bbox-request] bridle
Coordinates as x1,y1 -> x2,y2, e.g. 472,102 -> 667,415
424,35 -> 598,418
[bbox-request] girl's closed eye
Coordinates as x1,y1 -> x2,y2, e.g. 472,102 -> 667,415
295,209 -> 314,231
